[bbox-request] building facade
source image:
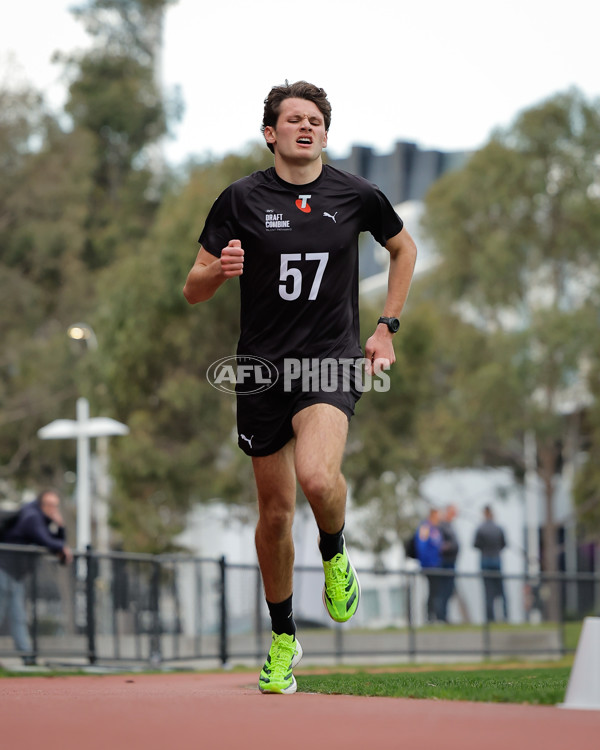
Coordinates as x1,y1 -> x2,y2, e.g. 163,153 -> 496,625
329,141 -> 469,279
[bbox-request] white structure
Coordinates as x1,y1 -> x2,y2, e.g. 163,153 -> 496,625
38,397 -> 129,551
360,201 -> 434,300
560,617 -> 600,710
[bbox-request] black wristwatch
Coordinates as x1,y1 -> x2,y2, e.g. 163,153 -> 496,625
377,316 -> 400,333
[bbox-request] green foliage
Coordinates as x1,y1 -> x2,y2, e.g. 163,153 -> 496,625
0,2 -> 178,541
425,89 -> 600,316
424,139 -> 530,311
0,83 -> 95,490
85,146 -> 273,551
422,88 -> 600,553
72,1 -> 178,64
67,54 -> 165,165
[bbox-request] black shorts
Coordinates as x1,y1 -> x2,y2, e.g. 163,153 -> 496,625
235,358 -> 363,457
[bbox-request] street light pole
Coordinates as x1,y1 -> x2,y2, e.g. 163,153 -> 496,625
67,322 -> 123,552
67,323 -> 109,551
76,397 -> 91,552
38,398 -> 129,551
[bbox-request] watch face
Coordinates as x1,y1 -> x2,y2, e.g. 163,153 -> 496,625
378,316 -> 400,333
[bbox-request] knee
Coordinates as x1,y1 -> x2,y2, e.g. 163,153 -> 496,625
258,498 -> 295,537
298,468 -> 341,506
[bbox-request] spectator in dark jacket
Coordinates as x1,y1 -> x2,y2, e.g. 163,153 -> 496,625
438,504 -> 459,622
415,508 -> 443,623
0,490 -> 72,664
474,505 -> 508,622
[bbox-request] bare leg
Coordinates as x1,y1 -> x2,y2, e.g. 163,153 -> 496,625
252,440 -> 297,603
293,403 -> 360,623
292,403 -> 349,534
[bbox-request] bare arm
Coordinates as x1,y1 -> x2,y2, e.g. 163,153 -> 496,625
364,227 -> 417,372
183,240 -> 244,304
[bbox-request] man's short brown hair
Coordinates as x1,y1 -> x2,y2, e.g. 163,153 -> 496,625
262,80 -> 332,153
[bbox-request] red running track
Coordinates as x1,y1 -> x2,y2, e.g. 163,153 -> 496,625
0,671 -> 599,750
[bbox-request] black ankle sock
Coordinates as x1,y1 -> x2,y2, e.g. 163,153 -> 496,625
318,524 -> 345,561
267,594 -> 296,636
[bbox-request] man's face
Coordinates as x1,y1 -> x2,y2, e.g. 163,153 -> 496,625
264,97 -> 328,162
41,492 -> 60,517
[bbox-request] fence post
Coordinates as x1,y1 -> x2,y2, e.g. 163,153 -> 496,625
194,560 -> 203,656
30,552 -> 39,663
406,571 -> 416,660
85,545 -> 97,665
557,572 -> 567,657
149,560 -> 162,666
334,624 -> 343,663
219,555 -> 228,667
481,570 -> 491,659
171,563 -> 181,660
254,564 -> 263,660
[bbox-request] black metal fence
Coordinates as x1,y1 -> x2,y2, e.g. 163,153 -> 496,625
1,543 -> 598,668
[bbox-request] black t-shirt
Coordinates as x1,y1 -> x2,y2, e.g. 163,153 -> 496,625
199,164 -> 403,368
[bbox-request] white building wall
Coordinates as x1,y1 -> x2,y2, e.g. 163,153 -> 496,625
175,465 -> 573,631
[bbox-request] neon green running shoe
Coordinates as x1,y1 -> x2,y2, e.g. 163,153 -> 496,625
322,543 -> 360,623
258,632 -> 303,695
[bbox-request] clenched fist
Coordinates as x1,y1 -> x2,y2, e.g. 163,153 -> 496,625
221,239 -> 244,278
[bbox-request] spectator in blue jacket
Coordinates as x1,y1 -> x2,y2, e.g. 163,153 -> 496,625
0,490 -> 72,664
415,508 -> 443,623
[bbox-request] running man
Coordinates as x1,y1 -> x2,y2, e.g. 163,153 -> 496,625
183,81 -> 417,694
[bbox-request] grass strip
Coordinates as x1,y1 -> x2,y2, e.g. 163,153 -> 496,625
297,666 -> 570,705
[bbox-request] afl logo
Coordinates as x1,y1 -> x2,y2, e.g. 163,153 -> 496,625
207,355 -> 279,395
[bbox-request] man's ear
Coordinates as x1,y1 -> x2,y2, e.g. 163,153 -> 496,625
264,125 -> 276,147
322,131 -> 328,149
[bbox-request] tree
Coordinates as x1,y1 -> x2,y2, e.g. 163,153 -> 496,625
0,80 -> 97,490
72,0 -> 178,66
0,1 -> 265,550
58,0 -> 181,268
85,147 -> 273,551
421,88 -> 600,611
573,355 -> 600,539
0,1 -> 179,507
